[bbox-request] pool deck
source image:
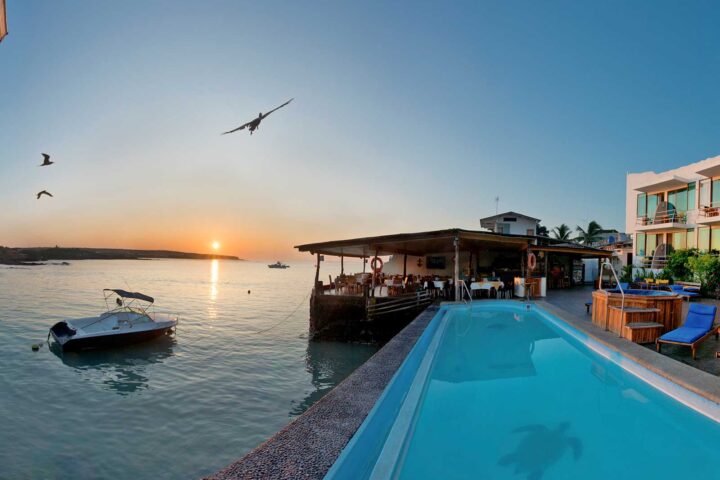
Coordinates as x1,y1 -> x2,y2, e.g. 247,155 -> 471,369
205,305 -> 439,480
206,288 -> 720,480
539,287 -> 720,404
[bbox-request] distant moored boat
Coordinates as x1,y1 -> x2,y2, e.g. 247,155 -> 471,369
268,261 -> 289,269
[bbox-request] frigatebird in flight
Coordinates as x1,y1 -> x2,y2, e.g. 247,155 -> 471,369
36,190 -> 53,199
222,98 -> 293,135
39,153 -> 54,166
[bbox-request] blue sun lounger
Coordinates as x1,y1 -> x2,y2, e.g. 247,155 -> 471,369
656,303 -> 718,359
669,284 -> 701,301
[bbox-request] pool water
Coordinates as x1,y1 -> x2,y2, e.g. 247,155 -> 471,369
606,289 -> 675,296
327,302 -> 720,480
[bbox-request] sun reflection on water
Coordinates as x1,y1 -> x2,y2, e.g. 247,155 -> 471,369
208,259 -> 219,318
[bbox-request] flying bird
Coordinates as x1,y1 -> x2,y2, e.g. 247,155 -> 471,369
36,190 -> 53,199
39,153 -> 54,166
222,98 -> 293,135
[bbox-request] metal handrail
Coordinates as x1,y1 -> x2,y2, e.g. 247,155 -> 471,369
636,211 -> 686,225
457,280 -> 473,303
599,259 -> 625,336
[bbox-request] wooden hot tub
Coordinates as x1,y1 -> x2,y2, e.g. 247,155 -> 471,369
591,289 -> 683,342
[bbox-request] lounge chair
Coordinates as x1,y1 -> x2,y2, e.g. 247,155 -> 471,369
668,284 -> 701,301
618,282 -> 629,291
656,304 -> 718,359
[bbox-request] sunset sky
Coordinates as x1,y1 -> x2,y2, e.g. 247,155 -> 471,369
1,1 -> 719,260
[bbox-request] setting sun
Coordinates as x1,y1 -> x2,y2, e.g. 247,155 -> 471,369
211,241 -> 220,250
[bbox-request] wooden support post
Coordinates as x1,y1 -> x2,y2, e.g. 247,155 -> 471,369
454,236 -> 460,302
403,254 -> 407,278
371,249 -> 379,297
341,255 -> 344,275
362,256 -> 366,274
314,253 -> 321,293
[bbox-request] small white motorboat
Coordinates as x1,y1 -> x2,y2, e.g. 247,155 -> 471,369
49,289 -> 178,351
268,261 -> 289,269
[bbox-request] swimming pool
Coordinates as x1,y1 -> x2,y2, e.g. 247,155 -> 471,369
325,302 -> 720,479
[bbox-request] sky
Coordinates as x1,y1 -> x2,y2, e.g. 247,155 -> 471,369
1,0 -> 719,260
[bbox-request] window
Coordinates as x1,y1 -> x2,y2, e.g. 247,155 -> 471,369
712,179 -> 720,207
667,183 -> 695,214
503,217 -> 517,222
636,233 -> 646,256
497,223 -> 510,234
688,183 -> 696,210
699,227 -> 710,252
526,229 -> 535,236
712,228 -> 720,253
687,229 -> 696,249
700,179 -> 711,207
637,193 -> 647,217
647,193 -> 662,219
646,234 -> 658,257
671,231 -> 686,250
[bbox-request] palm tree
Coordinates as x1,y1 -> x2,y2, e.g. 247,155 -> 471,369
575,221 -> 604,245
551,224 -> 572,241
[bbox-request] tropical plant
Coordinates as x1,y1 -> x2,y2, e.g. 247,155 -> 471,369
574,221 -> 604,245
661,249 -> 698,282
620,264 -> 633,283
536,224 -> 549,237
551,224 -> 572,241
687,253 -> 720,298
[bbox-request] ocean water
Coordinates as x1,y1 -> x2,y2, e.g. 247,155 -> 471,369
0,259 -> 376,479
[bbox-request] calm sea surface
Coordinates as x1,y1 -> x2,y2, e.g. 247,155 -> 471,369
0,259 -> 377,479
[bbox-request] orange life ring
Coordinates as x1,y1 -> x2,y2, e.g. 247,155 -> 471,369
370,256 -> 383,273
527,252 -> 537,271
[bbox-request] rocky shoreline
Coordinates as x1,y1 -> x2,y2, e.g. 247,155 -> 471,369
0,246 -> 241,265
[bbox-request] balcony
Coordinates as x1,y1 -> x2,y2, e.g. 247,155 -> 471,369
635,211 -> 688,232
696,203 -> 720,225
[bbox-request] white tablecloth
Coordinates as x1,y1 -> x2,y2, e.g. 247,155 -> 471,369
470,281 -> 503,291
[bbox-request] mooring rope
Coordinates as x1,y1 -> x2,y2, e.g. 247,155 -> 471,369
249,291 -> 311,335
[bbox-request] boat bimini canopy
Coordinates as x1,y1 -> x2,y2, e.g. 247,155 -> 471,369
104,289 -> 154,304
103,289 -> 155,315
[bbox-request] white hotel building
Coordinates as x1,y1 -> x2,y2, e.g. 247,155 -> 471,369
626,154 -> 720,270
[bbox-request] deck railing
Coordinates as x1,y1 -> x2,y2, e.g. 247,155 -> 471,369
366,290 -> 432,318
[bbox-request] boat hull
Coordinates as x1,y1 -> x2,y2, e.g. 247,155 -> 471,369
50,321 -> 175,352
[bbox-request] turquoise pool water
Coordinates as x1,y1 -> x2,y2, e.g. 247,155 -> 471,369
327,302 -> 720,480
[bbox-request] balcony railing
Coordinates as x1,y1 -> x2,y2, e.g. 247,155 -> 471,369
638,255 -> 668,269
698,202 -> 720,219
636,211 -> 687,226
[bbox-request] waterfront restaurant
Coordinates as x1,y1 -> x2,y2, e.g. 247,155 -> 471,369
296,229 -> 611,340
298,228 -> 611,297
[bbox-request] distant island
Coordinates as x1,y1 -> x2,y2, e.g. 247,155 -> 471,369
0,246 -> 242,265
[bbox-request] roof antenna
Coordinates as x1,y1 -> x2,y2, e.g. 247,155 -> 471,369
494,196 -> 500,215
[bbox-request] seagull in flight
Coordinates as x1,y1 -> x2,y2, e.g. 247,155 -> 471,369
36,190 -> 53,199
39,153 -> 54,167
222,98 -> 293,135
